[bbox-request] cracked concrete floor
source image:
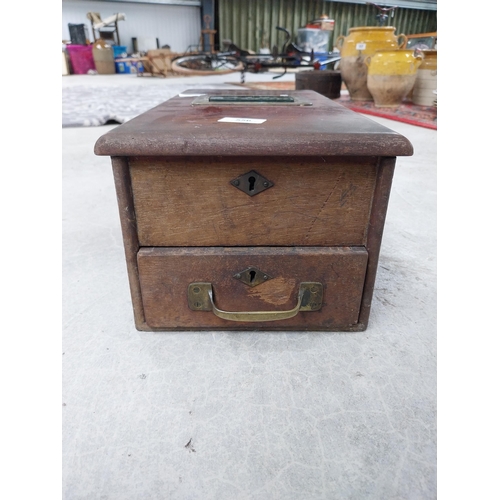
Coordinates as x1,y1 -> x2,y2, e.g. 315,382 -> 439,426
62,71 -> 436,499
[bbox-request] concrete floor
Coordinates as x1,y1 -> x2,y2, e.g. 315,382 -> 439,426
62,71 -> 436,499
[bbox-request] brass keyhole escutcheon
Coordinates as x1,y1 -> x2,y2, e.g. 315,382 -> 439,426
233,266 -> 271,287
230,170 -> 273,196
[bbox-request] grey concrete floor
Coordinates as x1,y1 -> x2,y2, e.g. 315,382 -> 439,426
62,71 -> 436,499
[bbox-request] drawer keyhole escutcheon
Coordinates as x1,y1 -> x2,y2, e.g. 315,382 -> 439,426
230,170 -> 274,196
233,266 -> 272,287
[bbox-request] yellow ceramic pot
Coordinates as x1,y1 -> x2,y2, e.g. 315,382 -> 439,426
412,50 -> 437,106
365,49 -> 423,107
336,26 -> 407,100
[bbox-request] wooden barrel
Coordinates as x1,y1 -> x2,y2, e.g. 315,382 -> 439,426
295,70 -> 342,99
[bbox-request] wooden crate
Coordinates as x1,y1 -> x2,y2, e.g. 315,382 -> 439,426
145,49 -> 181,76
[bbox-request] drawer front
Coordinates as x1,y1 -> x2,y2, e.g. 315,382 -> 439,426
130,157 -> 377,247
137,246 -> 368,330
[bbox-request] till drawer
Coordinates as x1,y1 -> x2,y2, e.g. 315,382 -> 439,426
129,156 -> 377,247
137,246 -> 368,330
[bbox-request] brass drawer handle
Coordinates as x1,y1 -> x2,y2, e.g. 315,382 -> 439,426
188,282 -> 323,322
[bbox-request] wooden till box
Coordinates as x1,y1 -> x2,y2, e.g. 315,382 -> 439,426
94,89 -> 413,331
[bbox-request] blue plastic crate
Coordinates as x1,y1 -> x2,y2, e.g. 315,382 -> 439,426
115,60 -> 144,74
112,45 -> 128,59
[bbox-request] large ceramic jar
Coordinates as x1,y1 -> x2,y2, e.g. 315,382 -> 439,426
412,49 -> 437,106
365,49 -> 423,107
336,26 -> 407,100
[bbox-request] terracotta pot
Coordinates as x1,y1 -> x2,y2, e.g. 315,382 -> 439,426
412,49 -> 437,106
336,26 -> 407,101
365,49 -> 423,107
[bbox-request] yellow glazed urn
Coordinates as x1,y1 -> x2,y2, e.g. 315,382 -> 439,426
412,49 -> 437,106
365,49 -> 423,107
336,26 -> 407,101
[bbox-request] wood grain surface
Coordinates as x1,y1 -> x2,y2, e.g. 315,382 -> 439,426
94,89 -> 413,158
111,156 -> 147,329
137,246 -> 368,330
130,156 -> 377,247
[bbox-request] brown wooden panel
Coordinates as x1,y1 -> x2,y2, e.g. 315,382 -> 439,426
111,156 -> 147,329
358,157 -> 396,328
94,90 -> 413,158
130,156 -> 377,247
137,246 -> 368,330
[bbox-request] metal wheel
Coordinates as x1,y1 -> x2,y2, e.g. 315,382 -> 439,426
171,54 -> 244,75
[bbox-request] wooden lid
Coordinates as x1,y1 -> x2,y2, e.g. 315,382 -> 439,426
94,89 -> 413,157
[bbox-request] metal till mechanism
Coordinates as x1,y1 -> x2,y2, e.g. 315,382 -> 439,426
191,95 -> 313,106
210,95 -> 294,103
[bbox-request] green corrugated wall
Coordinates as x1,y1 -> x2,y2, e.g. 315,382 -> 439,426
217,0 -> 437,52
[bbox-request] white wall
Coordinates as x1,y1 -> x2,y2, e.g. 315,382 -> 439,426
62,0 -> 201,53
